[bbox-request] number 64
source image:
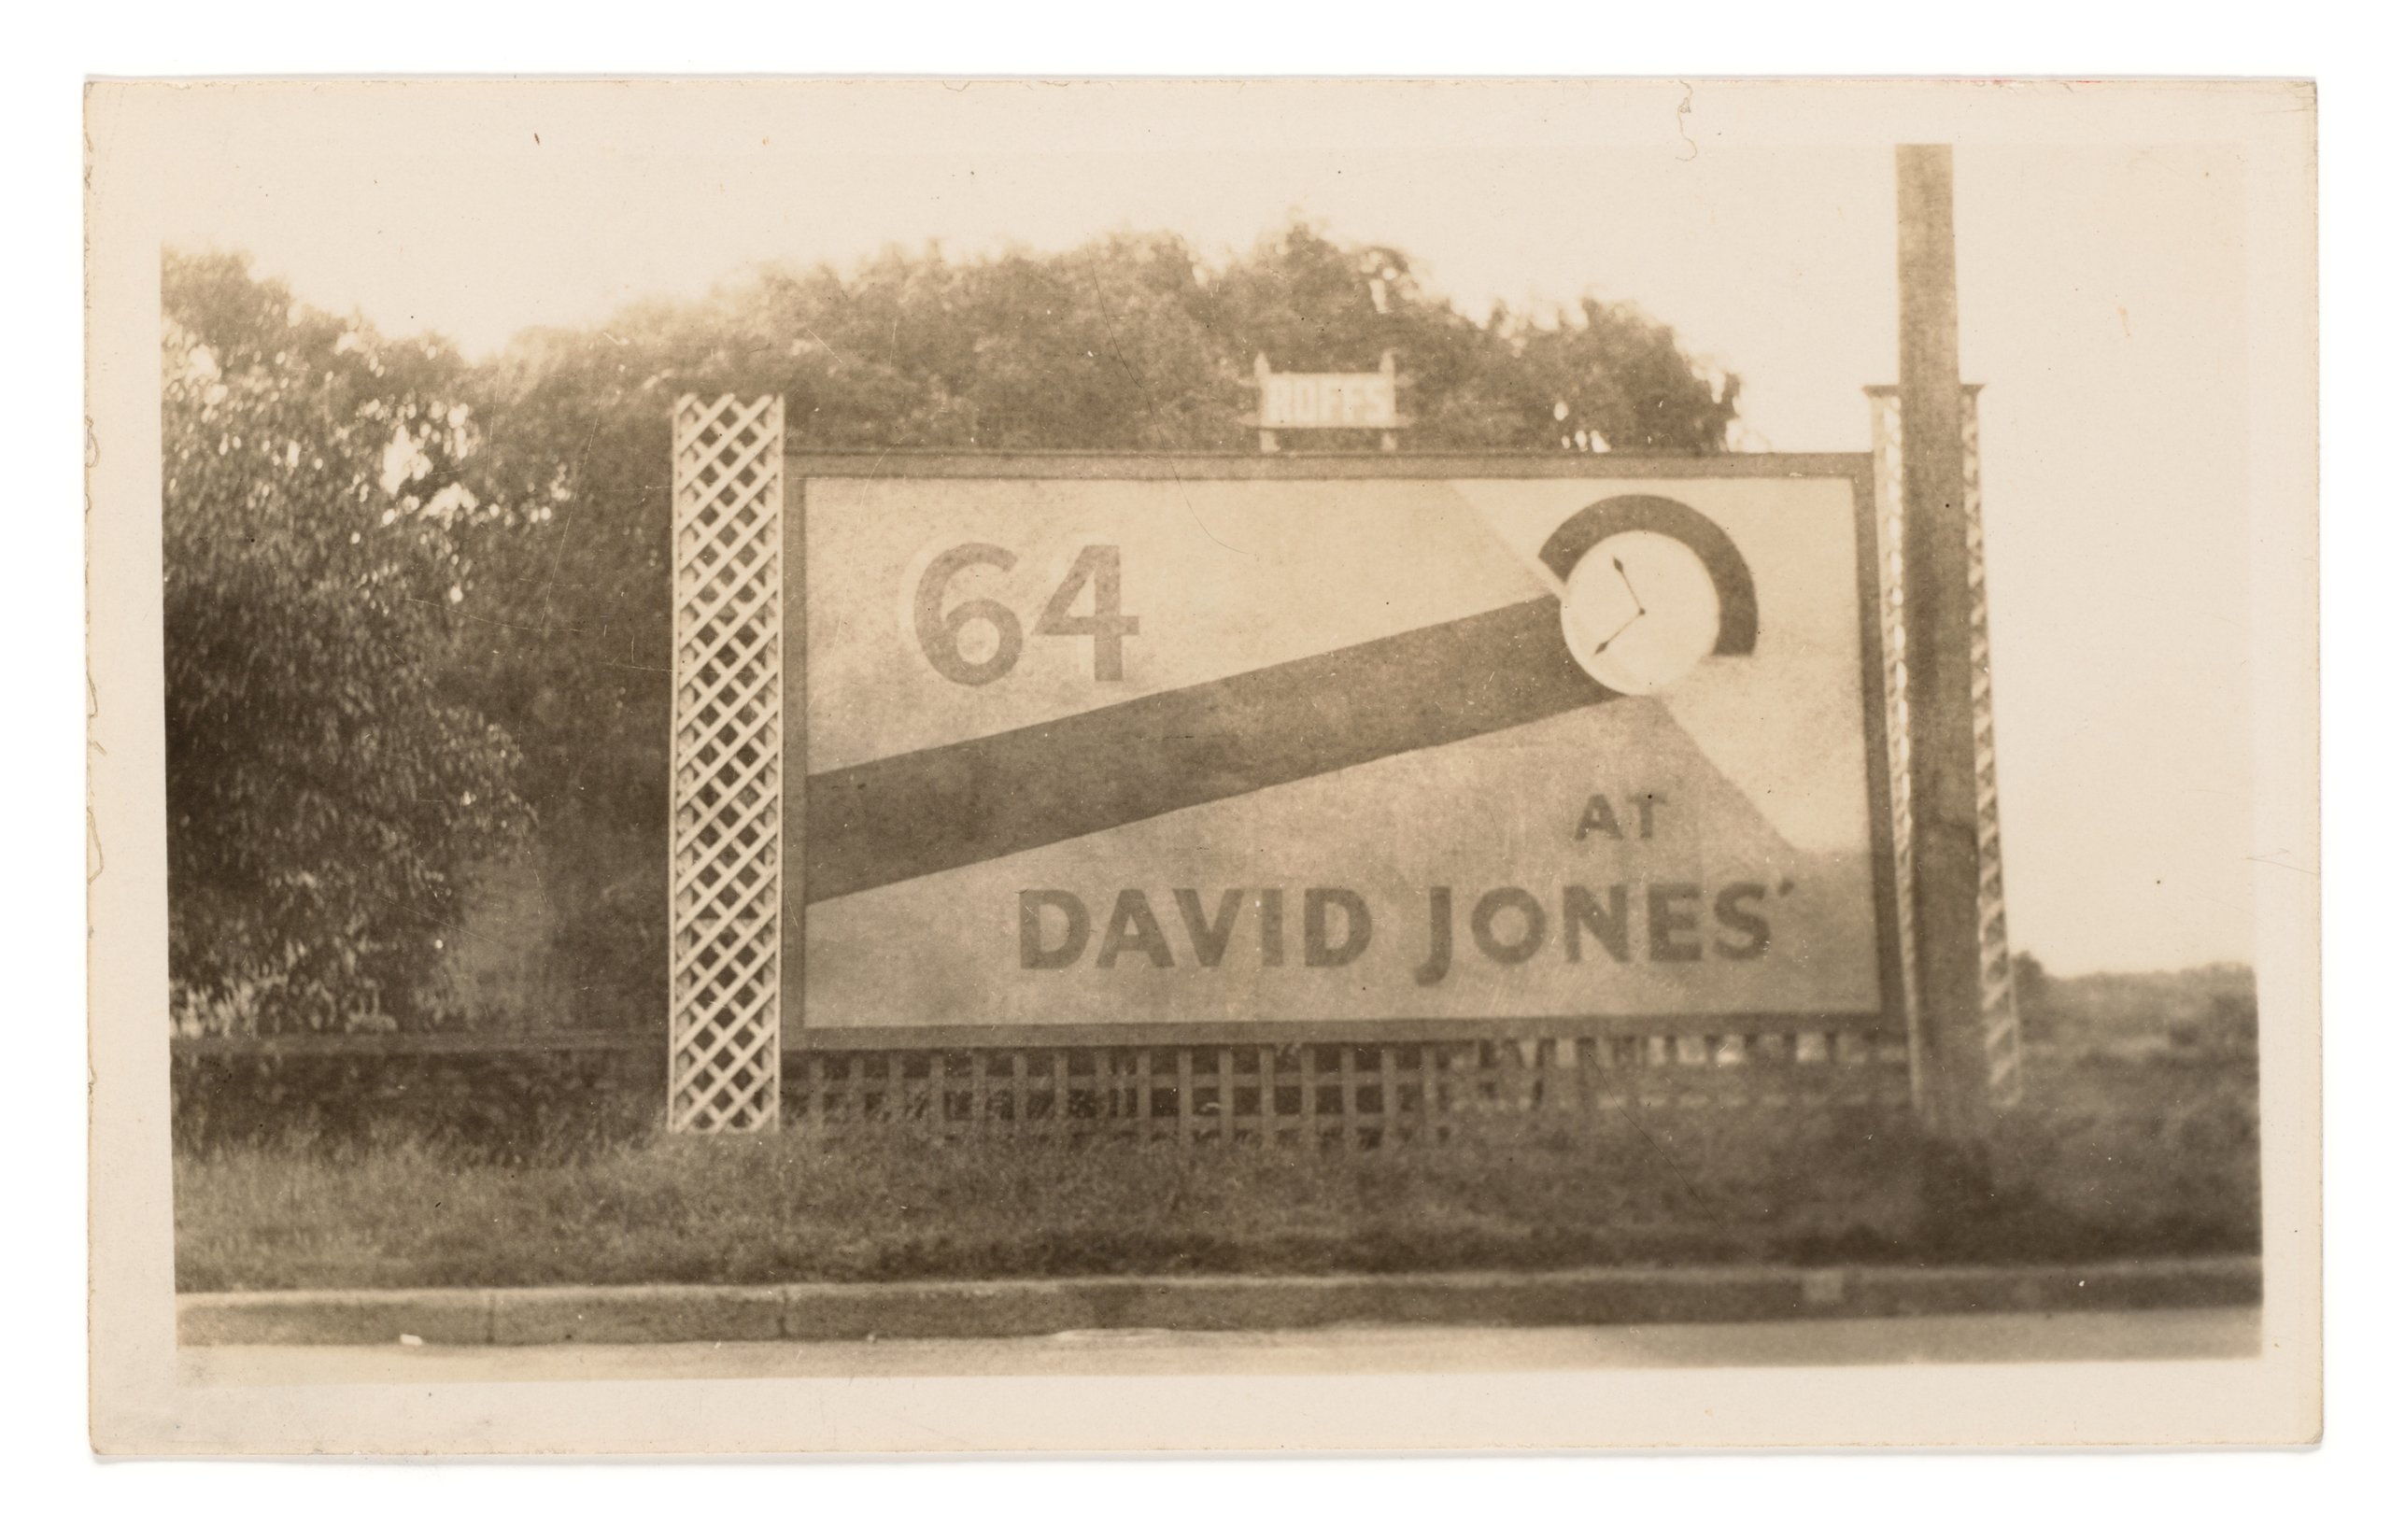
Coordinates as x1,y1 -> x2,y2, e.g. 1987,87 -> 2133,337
913,544 -> 1138,686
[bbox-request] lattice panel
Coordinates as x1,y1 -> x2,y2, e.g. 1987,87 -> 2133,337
785,1031 -> 1913,1143
1866,389 -> 1924,1078
1868,384 -> 2025,1110
1959,390 -> 2025,1104
669,396 -> 785,1132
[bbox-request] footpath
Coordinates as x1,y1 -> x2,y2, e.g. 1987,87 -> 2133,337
180,1256 -> 2260,1346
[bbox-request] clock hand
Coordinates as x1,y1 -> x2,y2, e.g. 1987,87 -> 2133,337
1612,556 -> 1647,616
1592,606 -> 1646,656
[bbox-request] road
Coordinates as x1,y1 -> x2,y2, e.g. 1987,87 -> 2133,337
182,1307 -> 2259,1384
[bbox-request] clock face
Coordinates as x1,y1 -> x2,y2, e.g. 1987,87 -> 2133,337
1558,529 -> 1723,695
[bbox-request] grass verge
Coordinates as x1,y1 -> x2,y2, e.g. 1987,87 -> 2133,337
175,1053 -> 2257,1292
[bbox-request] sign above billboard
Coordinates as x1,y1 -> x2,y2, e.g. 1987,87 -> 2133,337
1247,353 -> 1406,448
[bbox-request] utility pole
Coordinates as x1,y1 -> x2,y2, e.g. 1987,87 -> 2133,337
1896,145 -> 1997,1145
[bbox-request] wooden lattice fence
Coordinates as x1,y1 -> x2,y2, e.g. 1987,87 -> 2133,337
169,1023 -> 1912,1147
785,1029 -> 1911,1143
668,395 -> 786,1132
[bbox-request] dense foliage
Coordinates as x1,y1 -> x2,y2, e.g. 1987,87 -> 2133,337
2012,955 -> 2257,1059
166,226 -> 1741,1035
163,254 -> 530,1034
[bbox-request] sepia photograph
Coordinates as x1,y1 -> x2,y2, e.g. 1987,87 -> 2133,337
83,76 -> 2321,1454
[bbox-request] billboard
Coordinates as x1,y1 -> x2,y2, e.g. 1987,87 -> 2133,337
792,455 -> 1896,1046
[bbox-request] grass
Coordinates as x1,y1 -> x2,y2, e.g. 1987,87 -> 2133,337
174,1051 -> 2257,1293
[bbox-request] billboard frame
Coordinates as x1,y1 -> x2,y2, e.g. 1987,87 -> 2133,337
776,448 -> 1905,1057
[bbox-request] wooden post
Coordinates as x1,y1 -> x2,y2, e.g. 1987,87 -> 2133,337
1896,146 -> 1993,1143
1253,353 -> 1279,454
1378,350 -> 1400,453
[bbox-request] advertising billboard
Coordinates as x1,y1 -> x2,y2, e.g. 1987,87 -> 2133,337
793,455 -> 1896,1047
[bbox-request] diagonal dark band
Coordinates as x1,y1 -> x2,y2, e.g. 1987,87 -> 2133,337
806,597 -> 1612,901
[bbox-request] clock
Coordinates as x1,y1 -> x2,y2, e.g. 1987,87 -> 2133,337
1558,528 -> 1723,696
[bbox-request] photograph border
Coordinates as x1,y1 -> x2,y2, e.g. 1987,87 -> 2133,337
85,75 -> 2321,1455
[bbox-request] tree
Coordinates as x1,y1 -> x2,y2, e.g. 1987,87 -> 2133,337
1197,223 -> 1740,451
163,253 -> 529,1034
654,221 -> 1741,454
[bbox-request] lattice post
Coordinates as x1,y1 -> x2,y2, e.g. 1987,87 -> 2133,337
669,396 -> 786,1132
1959,388 -> 2025,1106
1869,382 -> 2025,1116
1866,387 -> 1925,1096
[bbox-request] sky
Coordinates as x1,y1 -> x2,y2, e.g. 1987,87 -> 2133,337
137,81 -> 2271,974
